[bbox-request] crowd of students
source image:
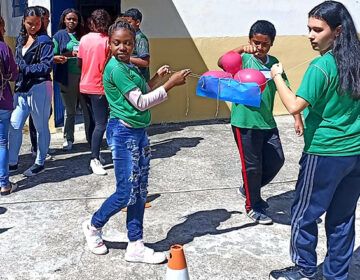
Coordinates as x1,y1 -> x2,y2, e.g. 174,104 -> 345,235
1,1 -> 360,279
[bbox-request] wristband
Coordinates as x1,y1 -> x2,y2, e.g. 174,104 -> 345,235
273,73 -> 282,79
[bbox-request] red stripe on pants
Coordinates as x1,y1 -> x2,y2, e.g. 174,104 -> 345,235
235,127 -> 251,211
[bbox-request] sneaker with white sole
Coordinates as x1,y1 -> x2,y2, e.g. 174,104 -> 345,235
63,140 -> 73,151
23,164 -> 44,177
90,158 -> 107,175
125,240 -> 166,264
246,208 -> 273,225
82,219 -> 108,255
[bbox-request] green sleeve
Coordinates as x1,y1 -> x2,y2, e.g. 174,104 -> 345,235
111,66 -> 140,94
135,37 -> 150,58
53,38 -> 60,55
296,64 -> 328,106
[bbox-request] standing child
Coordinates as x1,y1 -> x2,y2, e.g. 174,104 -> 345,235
82,21 -> 190,262
53,8 -> 90,150
28,5 -> 53,159
218,20 -> 303,224
77,9 -> 111,175
269,1 -> 360,279
9,6 -> 54,176
0,16 -> 18,195
123,8 -> 151,81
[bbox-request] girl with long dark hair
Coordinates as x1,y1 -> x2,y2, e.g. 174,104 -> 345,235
0,16 -> 18,195
269,1 -> 360,279
82,21 -> 190,261
53,8 -> 90,150
8,6 -> 54,177
77,9 -> 111,175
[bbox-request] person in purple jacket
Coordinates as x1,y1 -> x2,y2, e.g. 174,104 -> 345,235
0,16 -> 18,195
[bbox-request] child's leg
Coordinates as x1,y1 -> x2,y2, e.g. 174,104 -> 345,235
0,110 -> 12,188
323,155 -> 360,280
28,115 -> 37,152
290,154 -> 353,276
232,125 -> 264,211
9,93 -> 31,165
30,82 -> 52,166
91,120 -> 142,228
261,128 -> 285,187
88,94 -> 108,159
126,130 -> 150,241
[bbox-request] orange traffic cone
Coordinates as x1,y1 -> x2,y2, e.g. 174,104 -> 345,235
166,245 -> 190,280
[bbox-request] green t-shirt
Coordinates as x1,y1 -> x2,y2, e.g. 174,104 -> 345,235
231,53 -> 289,129
53,33 -> 81,74
296,51 -> 360,156
103,57 -> 151,128
132,30 -> 150,81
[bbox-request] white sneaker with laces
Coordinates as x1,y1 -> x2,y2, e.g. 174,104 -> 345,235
125,240 -> 167,264
82,219 -> 108,255
90,158 -> 107,175
63,140 -> 73,151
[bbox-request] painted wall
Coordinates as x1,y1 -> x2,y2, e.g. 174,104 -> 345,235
122,0 -> 360,123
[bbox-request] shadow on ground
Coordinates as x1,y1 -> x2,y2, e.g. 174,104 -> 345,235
151,137 -> 203,159
266,190 -> 295,225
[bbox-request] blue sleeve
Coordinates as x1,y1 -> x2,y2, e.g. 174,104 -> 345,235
19,43 -> 54,78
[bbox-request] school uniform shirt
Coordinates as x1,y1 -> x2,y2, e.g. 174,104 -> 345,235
103,57 -> 151,128
296,51 -> 360,156
132,30 -> 150,81
77,32 -> 109,95
231,53 -> 289,129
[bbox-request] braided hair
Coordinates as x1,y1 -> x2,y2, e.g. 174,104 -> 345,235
20,7 -> 45,46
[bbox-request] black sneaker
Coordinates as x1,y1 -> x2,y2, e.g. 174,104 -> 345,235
238,186 -> 269,209
23,164 -> 44,177
246,208 -> 273,225
269,266 -> 319,280
9,164 -> 18,173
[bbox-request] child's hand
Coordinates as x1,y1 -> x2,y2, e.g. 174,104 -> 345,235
54,55 -> 67,64
271,63 -> 284,78
243,44 -> 257,54
294,117 -> 304,136
168,69 -> 191,86
156,65 -> 170,77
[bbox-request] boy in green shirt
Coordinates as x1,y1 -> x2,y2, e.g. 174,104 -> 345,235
124,8 -> 151,81
218,20 -> 303,224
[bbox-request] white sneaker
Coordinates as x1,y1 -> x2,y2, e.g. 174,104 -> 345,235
90,158 -> 107,175
125,240 -> 167,264
82,219 -> 108,255
63,140 -> 73,151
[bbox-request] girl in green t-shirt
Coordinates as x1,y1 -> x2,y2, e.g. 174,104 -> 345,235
269,1 -> 360,279
82,21 -> 190,263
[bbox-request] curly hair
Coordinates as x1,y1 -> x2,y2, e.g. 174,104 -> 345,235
20,7 -> 46,46
89,9 -> 111,35
58,8 -> 85,40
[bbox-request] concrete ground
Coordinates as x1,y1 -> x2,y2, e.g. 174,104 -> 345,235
1,115 -> 359,280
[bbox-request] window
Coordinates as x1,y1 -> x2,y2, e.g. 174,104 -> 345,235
12,0 -> 28,17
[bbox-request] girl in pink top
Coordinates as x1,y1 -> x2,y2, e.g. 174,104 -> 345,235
77,9 -> 111,176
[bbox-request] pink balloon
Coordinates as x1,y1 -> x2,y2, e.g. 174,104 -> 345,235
234,69 -> 267,92
202,71 -> 233,78
221,51 -> 243,75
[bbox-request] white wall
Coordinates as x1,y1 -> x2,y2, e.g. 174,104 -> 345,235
1,0 -> 23,37
122,0 -> 360,38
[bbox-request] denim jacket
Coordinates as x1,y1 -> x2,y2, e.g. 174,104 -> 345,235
15,31 -> 54,93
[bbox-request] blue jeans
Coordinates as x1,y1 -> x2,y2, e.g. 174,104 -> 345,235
0,110 -> 12,188
92,118 -> 150,241
9,81 -> 52,166
291,153 -> 360,279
